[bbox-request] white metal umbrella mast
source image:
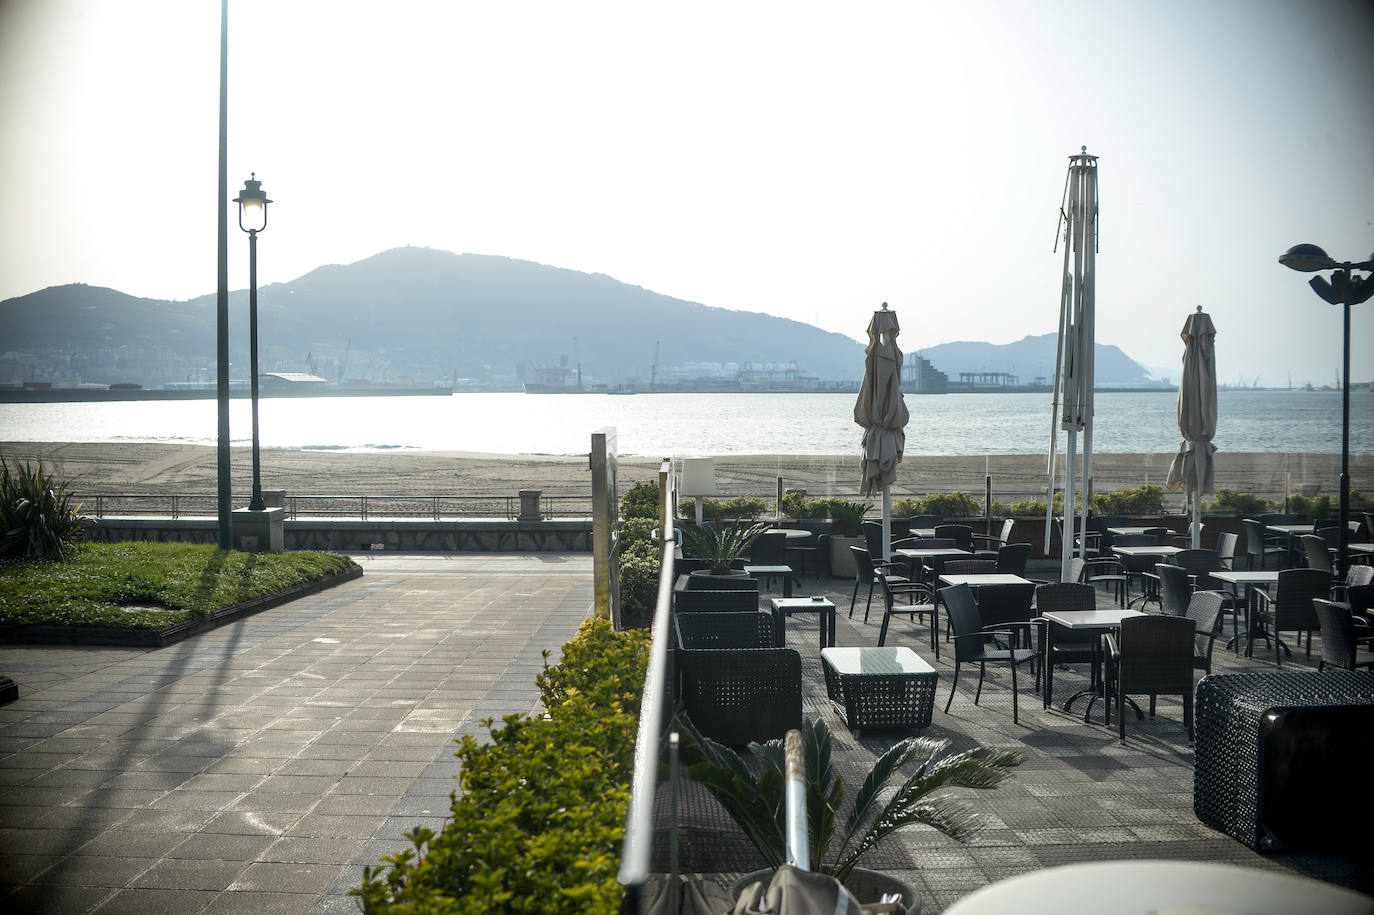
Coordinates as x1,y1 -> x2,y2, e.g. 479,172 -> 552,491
1046,147 -> 1100,583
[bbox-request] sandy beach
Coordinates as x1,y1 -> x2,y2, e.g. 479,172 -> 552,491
2,442 -> 1366,507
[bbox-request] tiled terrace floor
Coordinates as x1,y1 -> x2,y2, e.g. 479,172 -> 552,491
0,553 -> 1369,913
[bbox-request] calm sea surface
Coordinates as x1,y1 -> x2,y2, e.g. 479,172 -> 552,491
1,390 -> 1369,457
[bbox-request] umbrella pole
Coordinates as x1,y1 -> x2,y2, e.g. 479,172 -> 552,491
882,484 -> 892,562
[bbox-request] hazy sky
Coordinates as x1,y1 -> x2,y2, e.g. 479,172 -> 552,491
2,0 -> 1371,385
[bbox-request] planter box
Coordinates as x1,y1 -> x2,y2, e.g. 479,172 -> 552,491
829,535 -> 865,578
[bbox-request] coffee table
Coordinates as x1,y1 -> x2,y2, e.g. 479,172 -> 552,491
1209,569 -> 1279,653
821,646 -> 938,735
770,596 -> 836,652
744,564 -> 793,597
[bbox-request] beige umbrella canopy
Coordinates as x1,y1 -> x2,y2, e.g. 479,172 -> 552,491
854,303 -> 909,558
1165,306 -> 1218,549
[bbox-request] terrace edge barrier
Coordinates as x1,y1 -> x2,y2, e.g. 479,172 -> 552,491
618,458 -> 676,911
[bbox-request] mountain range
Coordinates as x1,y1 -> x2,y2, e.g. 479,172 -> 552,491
0,246 -> 1164,388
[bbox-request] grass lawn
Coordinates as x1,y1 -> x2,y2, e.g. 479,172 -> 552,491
0,541 -> 359,630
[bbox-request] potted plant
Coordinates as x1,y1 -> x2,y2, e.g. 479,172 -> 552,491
679,517 -> 769,586
673,715 -> 1026,913
826,499 -> 869,579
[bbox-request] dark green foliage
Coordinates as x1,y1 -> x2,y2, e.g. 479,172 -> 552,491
615,518 -> 661,627
825,499 -> 869,536
620,482 -> 661,520
1092,485 -> 1165,516
998,499 -> 1048,517
0,459 -> 85,560
674,715 -> 1025,883
680,518 -> 769,573
678,496 -> 770,522
0,541 -> 357,629
779,492 -> 830,520
1307,495 -> 1331,522
1205,489 -> 1278,515
353,617 -> 650,914
892,492 -> 982,519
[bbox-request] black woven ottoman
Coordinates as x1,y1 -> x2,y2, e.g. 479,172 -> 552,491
1194,670 -> 1374,851
821,646 -> 939,736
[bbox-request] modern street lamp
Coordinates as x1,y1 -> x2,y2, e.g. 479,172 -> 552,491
233,173 -> 272,512
1278,244 -> 1373,579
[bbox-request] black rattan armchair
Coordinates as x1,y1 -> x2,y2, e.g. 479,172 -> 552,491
1103,614 -> 1196,742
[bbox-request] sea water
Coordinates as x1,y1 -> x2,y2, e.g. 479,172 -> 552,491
1,390 -> 1369,457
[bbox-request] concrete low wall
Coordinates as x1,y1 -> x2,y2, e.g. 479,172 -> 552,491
85,518 -> 594,552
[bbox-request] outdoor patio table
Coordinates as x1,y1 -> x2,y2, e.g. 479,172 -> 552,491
1106,526 -> 1164,537
1111,544 -> 1184,559
907,527 -> 937,539
744,564 -> 792,597
820,646 -> 938,735
1350,542 -> 1374,562
764,528 -> 810,539
1039,608 -> 1145,719
937,573 -> 1034,588
770,596 -> 836,652
942,860 -> 1374,915
894,546 -> 969,582
1208,569 -> 1279,653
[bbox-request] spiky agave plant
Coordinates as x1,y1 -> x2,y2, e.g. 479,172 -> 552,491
673,715 -> 1025,883
0,459 -> 85,560
679,517 -> 769,574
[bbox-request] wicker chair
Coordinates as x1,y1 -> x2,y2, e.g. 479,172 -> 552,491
1033,581 -> 1098,705
673,611 -> 776,650
1071,556 -> 1128,607
941,559 -> 996,576
1215,531 -> 1239,571
976,582 -> 1037,650
994,542 -> 1032,576
674,589 -> 760,613
1242,519 -> 1286,570
1112,534 -> 1160,604
971,518 -> 1016,558
674,647 -> 802,747
1249,568 -> 1331,665
941,583 -> 1037,724
1103,614 -> 1196,742
1300,534 -> 1333,573
1184,590 -> 1227,676
934,524 -> 974,550
1312,599 -> 1374,672
1155,563 -> 1194,617
876,571 -> 938,653
849,546 -> 906,621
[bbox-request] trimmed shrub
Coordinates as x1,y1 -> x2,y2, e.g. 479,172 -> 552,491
919,491 -> 983,518
1002,499 -> 1048,517
779,492 -> 828,519
1205,489 -> 1278,515
1093,484 -> 1165,516
353,618 -> 650,914
0,459 -> 85,560
677,496 -> 768,523
620,482 -> 661,520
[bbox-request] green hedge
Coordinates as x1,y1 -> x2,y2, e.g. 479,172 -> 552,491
353,617 -> 650,914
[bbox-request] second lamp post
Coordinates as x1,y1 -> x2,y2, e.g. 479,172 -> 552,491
234,173 -> 271,511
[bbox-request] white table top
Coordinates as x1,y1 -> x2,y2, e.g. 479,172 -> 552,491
821,646 -> 935,675
764,528 -> 811,539
1112,544 -> 1184,557
939,573 -> 1034,587
1040,608 -> 1144,629
770,597 -> 835,609
1209,569 -> 1281,585
1349,542 -> 1373,554
1266,523 -> 1313,535
1106,526 -> 1164,536
942,860 -> 1373,915
906,528 -> 937,539
895,547 -> 971,559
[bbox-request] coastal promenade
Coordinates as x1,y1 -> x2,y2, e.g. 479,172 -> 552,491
0,553 -> 592,914
3,551 -> 1369,912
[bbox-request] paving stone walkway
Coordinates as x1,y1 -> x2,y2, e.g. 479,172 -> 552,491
0,553 -> 593,914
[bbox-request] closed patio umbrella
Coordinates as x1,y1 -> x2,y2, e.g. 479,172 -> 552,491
1166,306 -> 1218,549
854,303 -> 909,560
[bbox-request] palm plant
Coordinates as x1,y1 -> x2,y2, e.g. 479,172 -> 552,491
673,715 -> 1025,883
826,499 -> 869,537
679,517 -> 768,574
0,459 -> 85,560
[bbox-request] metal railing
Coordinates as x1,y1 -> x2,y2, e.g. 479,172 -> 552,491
81,492 -> 588,521
618,460 -> 676,911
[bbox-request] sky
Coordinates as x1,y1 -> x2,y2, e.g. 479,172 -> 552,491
1,0 -> 1372,386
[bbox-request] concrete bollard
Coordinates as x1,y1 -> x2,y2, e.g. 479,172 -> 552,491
519,489 -> 542,521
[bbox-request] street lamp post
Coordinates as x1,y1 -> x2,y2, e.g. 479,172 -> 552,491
234,174 -> 272,512
1278,244 -> 1373,580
